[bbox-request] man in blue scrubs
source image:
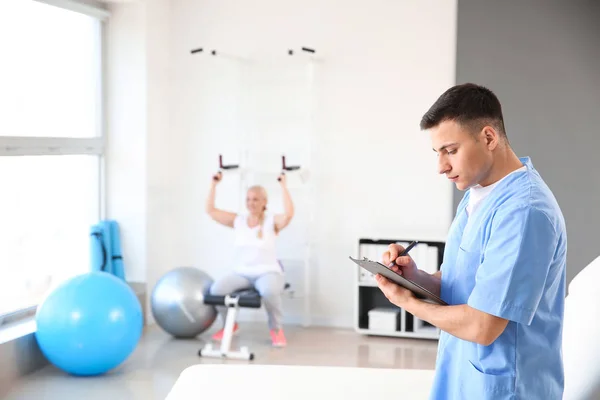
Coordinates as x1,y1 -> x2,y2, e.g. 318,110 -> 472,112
377,83 -> 567,399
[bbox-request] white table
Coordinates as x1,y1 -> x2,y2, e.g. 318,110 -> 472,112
563,255 -> 600,400
165,364 -> 435,400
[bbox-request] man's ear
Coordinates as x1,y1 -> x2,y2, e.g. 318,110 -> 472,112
482,126 -> 499,150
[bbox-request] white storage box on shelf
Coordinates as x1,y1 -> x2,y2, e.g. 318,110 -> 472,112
368,307 -> 400,332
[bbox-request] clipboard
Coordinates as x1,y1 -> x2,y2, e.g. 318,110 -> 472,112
349,256 -> 448,305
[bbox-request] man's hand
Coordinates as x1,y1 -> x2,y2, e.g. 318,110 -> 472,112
377,268 -> 510,346
375,267 -> 416,307
382,243 -> 420,282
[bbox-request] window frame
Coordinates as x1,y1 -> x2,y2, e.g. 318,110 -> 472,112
0,0 -> 109,325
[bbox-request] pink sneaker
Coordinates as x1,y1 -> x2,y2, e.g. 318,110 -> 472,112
212,323 -> 239,341
270,329 -> 287,347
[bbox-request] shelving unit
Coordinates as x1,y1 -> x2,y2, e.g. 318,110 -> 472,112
354,238 -> 445,340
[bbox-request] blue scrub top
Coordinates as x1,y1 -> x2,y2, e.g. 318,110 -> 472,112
430,157 -> 567,400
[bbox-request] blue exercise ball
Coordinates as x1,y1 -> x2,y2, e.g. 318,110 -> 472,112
35,271 -> 143,376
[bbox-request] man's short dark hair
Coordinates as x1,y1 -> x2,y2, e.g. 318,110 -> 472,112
420,83 -> 506,136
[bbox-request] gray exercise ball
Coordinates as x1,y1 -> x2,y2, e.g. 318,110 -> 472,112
151,266 -> 217,338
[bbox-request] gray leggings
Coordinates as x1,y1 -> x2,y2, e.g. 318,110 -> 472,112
209,272 -> 285,331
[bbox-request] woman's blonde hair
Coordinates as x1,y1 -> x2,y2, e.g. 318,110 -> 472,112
247,185 -> 278,239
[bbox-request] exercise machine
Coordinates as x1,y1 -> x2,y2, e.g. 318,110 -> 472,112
198,288 -> 261,361
198,283 -> 291,361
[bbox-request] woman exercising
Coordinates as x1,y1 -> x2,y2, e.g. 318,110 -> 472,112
205,171 -> 294,347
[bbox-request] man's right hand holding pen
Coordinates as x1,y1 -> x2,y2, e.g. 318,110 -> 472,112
382,241 -> 443,299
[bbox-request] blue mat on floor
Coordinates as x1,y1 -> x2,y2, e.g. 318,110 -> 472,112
90,220 -> 125,280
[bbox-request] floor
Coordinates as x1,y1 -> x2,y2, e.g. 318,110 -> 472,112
3,322 -> 438,400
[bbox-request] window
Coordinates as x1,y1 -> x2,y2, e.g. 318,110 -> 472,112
0,0 -> 107,321
0,156 -> 100,316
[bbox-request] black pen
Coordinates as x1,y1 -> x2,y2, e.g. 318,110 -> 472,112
388,240 -> 419,267
400,240 -> 419,256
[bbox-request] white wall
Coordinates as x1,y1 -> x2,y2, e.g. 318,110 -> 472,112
107,0 -> 457,328
144,0 -> 178,326
105,0 -> 147,283
106,0 -> 174,321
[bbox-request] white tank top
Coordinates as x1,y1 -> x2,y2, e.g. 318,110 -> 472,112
232,213 -> 282,277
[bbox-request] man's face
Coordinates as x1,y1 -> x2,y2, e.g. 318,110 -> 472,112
430,120 -> 492,191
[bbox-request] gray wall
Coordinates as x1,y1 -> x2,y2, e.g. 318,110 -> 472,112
456,0 -> 600,285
